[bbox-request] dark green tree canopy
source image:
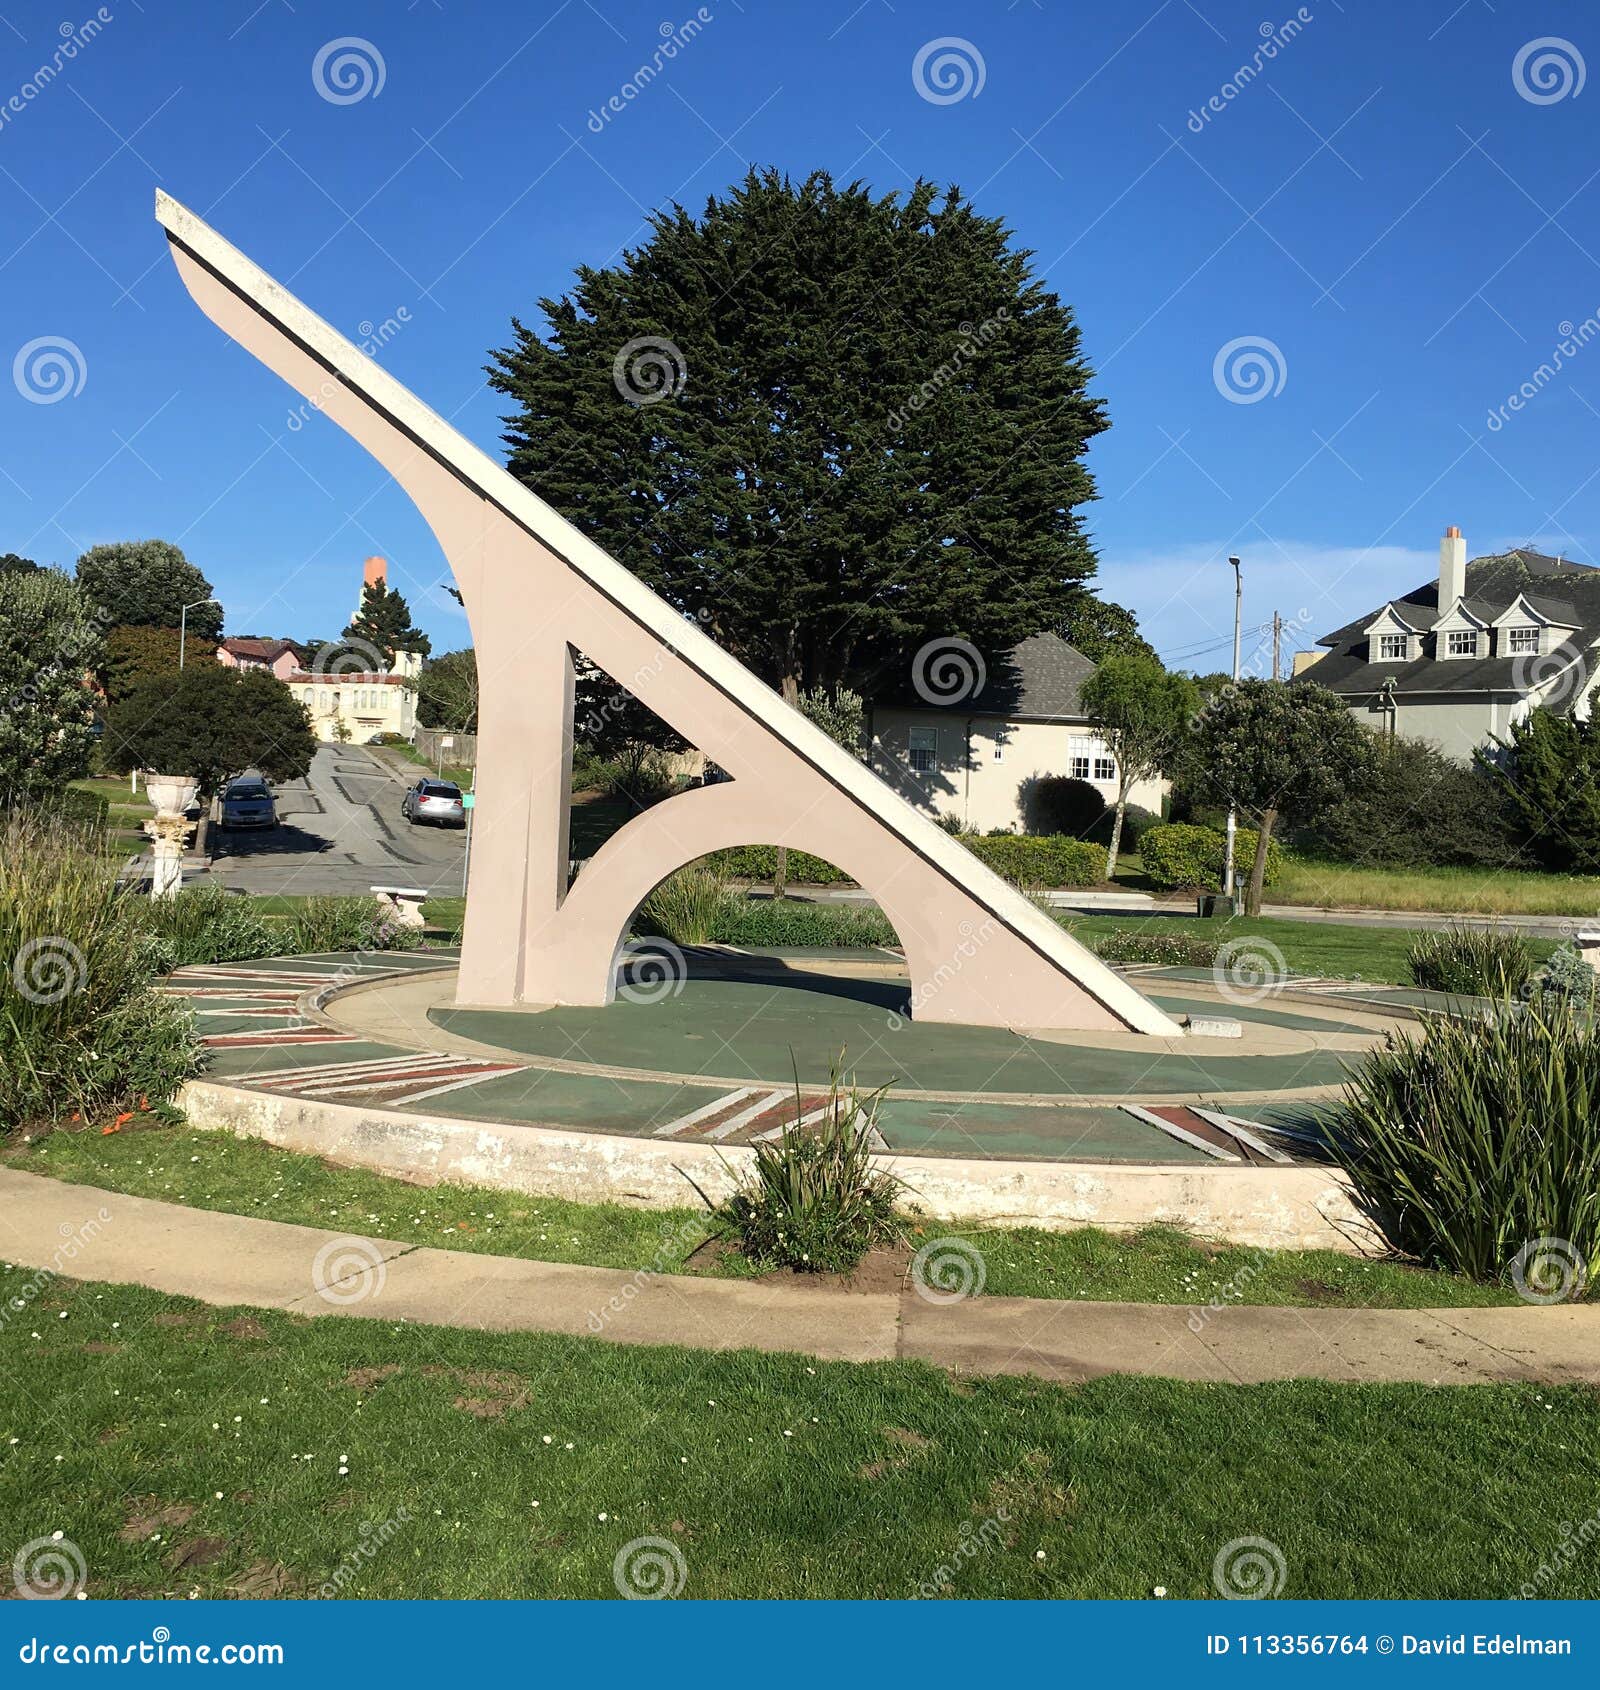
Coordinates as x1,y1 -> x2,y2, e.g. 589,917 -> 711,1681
1478,707 -> 1600,874
342,580 -> 430,665
102,664 -> 316,799
489,167 -> 1109,697
415,648 -> 479,732
0,552 -> 41,576
75,540 -> 221,640
1056,592 -> 1157,664
0,567 -> 101,806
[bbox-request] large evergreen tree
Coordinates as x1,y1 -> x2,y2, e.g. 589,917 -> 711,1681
1478,708 -> 1600,873
489,168 -> 1109,700
75,540 -> 221,639
342,580 -> 430,665
0,568 -> 101,806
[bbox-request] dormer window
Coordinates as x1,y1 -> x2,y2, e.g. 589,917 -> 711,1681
1506,626 -> 1539,655
1377,633 -> 1409,661
1446,629 -> 1479,658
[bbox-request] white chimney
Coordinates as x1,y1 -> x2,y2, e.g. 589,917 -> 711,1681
1439,525 -> 1467,609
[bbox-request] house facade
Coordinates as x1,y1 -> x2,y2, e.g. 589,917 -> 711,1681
216,637 -> 300,681
868,632 -> 1169,833
286,649 -> 422,743
1299,528 -> 1600,760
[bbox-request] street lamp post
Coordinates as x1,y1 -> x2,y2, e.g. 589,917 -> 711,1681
178,597 -> 219,668
1222,556 -> 1242,909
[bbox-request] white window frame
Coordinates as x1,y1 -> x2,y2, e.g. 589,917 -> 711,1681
1507,626 -> 1539,655
1446,629 -> 1479,658
907,725 -> 937,774
1093,755 -> 1117,782
1377,632 -> 1409,661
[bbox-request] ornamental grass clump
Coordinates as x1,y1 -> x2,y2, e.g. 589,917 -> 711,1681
635,864 -> 742,946
0,812 -> 201,1131
1405,923 -> 1535,998
1329,1001 -> 1599,1294
711,1065 -> 906,1273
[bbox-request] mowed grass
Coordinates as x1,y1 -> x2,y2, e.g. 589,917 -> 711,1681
8,1124 -> 1518,1308
2,1276 -> 1593,1600
1065,912 -> 1557,986
1271,856 -> 1600,916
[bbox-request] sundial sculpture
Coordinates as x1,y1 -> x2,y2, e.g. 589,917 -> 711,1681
156,192 -> 1182,1037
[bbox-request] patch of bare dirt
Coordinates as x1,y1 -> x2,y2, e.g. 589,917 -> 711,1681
80,1341 -> 122,1355
1296,1278 -> 1348,1305
165,1538 -> 228,1572
118,1502 -> 196,1543
423,1365 -> 533,1418
343,1363 -> 404,1392
222,1316 -> 268,1340
225,1562 -> 304,1600
859,1423 -> 936,1480
980,1449 -> 1076,1530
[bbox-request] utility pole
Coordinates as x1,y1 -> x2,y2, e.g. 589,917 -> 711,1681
1222,557 -> 1242,910
178,597 -> 218,669
1272,611 -> 1283,682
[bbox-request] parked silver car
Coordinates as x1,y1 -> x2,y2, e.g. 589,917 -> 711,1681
401,778 -> 466,828
219,777 -> 277,830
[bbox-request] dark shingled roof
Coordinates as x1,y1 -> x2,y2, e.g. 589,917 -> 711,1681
1308,549 -> 1600,699
885,631 -> 1098,719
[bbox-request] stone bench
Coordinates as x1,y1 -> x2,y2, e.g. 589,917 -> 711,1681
370,886 -> 429,930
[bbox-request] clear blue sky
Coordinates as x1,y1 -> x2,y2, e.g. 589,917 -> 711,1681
3,0 -> 1597,675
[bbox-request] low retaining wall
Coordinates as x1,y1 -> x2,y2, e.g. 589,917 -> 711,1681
179,1079 -> 1379,1255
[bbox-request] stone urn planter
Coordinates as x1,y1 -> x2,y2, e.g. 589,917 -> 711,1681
141,773 -> 200,901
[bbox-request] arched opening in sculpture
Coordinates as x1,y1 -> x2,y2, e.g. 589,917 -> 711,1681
154,190 -> 1184,1039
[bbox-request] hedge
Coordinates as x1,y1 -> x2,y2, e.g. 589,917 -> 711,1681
959,833 -> 1107,887
706,846 -> 853,885
1139,822 -> 1284,892
708,834 -> 1108,890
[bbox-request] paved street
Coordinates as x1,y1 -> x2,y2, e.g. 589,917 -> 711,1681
207,744 -> 468,898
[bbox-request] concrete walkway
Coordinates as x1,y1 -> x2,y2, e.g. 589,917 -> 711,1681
2,1169 -> 1595,1387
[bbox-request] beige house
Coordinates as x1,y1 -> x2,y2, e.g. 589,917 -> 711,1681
288,649 -> 421,743
869,633 -> 1169,834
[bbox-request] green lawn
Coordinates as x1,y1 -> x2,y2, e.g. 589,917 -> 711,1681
1064,912 -> 1558,986
7,1124 -> 1519,1308
1271,856 -> 1600,916
2,1275 -> 1592,1599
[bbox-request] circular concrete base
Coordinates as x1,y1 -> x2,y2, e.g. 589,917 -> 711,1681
165,948 -> 1401,1253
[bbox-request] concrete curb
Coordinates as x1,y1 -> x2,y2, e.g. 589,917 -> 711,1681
178,1078 -> 1377,1254
3,1169 -> 1593,1386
